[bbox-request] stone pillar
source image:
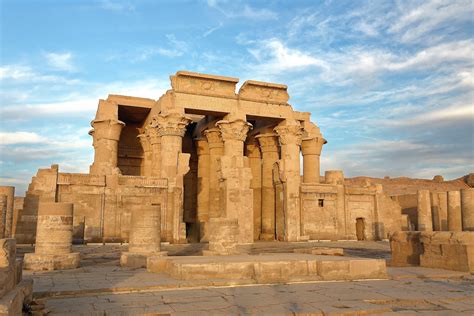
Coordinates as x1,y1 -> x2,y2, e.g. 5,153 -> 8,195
146,126 -> 161,177
437,192 -> 448,231
137,133 -> 152,176
447,191 -> 462,231
256,133 -> 279,241
325,170 -> 345,185
246,137 -> 262,241
151,113 -> 191,243
301,136 -> 326,183
0,195 -> 6,239
24,202 -> 80,270
461,188 -> 474,231
195,138 -> 210,241
274,121 -> 304,242
216,119 -> 253,244
89,119 -> 125,175
120,201 -> 166,268
0,187 -> 14,238
203,128 -> 224,218
417,190 -> 432,231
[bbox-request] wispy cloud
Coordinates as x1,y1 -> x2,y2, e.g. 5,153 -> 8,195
0,64 -> 79,83
0,132 -> 47,145
207,0 -> 278,20
44,52 -> 76,72
98,0 -> 135,12
203,22 -> 223,37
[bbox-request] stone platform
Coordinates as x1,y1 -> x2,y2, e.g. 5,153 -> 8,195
147,253 -> 387,283
23,252 -> 80,271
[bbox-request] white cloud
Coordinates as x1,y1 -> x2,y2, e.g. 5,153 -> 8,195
44,52 -> 75,72
0,64 -> 79,83
0,132 -> 47,145
203,22 -> 223,37
207,1 -> 277,20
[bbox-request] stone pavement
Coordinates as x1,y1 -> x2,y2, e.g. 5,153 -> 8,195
19,242 -> 474,315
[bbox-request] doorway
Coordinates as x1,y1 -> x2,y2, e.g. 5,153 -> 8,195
356,218 -> 366,241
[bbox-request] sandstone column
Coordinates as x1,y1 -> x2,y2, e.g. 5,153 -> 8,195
146,126 -> 161,177
151,113 -> 191,243
256,133 -> 279,240
447,191 -> 462,231
195,138 -> 210,241
0,195 -> 6,238
417,190 -> 432,231
203,128 -> 224,218
216,118 -> 253,244
437,192 -> 448,231
137,133 -> 152,176
461,188 -> 474,231
120,200 -> 166,268
24,202 -> 80,271
0,186 -> 14,238
275,121 -> 304,241
89,119 -> 125,175
301,136 -> 326,183
246,137 -> 262,241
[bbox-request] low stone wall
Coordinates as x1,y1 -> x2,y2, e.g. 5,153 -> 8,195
390,231 -> 474,273
0,238 -> 33,315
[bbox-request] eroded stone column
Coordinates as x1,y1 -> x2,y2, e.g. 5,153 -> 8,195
146,126 -> 161,177
137,133 -> 152,176
461,188 -> 474,231
256,133 -> 279,241
301,136 -> 326,183
448,191 -> 462,231
195,138 -> 210,241
0,195 -> 6,239
120,200 -> 166,268
437,192 -> 448,231
89,119 -> 125,175
24,202 -> 80,271
0,186 -> 14,238
417,190 -> 432,231
275,121 -> 304,241
246,137 -> 262,241
203,128 -> 224,219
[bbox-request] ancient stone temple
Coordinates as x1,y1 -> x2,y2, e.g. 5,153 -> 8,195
14,71 -> 403,247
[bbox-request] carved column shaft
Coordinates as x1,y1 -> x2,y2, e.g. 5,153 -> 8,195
204,128 -> 224,219
138,134 -> 152,176
301,136 -> 325,183
246,139 -> 262,241
195,138 -> 210,241
256,133 -> 279,241
275,122 -> 303,242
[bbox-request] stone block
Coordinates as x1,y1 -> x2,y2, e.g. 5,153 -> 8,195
389,231 -> 422,266
120,251 -> 167,268
23,252 -> 80,271
0,279 -> 33,316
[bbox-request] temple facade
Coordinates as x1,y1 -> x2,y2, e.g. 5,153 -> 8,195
13,71 -> 403,246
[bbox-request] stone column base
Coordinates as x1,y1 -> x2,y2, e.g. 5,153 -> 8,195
297,235 -> 310,242
23,253 -> 80,271
120,251 -> 167,268
0,279 -> 33,315
259,233 -> 275,241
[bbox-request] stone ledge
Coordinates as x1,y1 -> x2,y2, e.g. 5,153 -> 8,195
24,253 -> 80,271
120,251 -> 167,268
0,279 -> 33,316
294,247 -> 344,256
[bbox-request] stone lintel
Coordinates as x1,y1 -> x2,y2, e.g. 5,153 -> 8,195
300,183 -> 338,194
239,80 -> 289,104
171,71 -> 239,99
107,94 -> 156,108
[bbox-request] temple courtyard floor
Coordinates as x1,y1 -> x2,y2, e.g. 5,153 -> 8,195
17,241 -> 474,315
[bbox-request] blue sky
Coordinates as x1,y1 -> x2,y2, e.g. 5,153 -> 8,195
1,0 -> 473,195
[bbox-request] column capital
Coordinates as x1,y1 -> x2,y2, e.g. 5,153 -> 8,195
90,119 -> 125,141
274,123 -> 303,146
255,133 -> 279,153
149,113 -> 191,137
203,128 -> 224,149
245,136 -> 261,158
145,125 -> 161,145
137,133 -> 151,152
301,136 -> 326,156
216,119 -> 252,142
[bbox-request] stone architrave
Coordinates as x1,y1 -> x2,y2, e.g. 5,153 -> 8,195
24,202 -> 80,271
448,191 -> 462,231
246,137 -> 262,241
89,119 -> 125,175
274,121 -> 304,242
203,128 -> 224,219
0,187 -> 14,238
255,133 -> 279,241
195,138 -> 210,241
137,133 -> 152,176
461,188 -> 474,231
301,136 -> 326,183
120,201 -> 166,268
417,190 -> 432,231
